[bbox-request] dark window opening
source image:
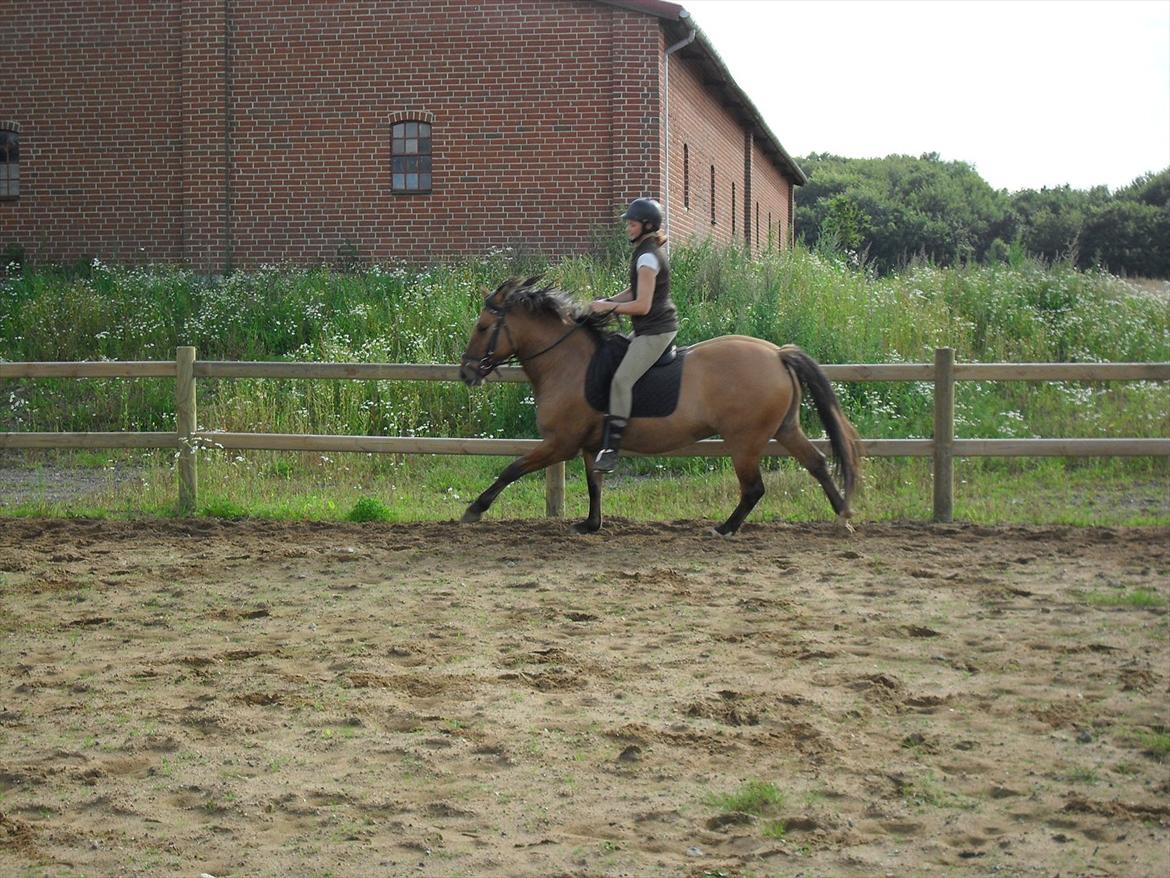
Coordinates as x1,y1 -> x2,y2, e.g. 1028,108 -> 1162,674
0,129 -> 19,199
710,166 -> 715,225
392,121 -> 432,192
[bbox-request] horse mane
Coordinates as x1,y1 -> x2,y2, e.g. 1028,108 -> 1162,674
493,275 -> 615,340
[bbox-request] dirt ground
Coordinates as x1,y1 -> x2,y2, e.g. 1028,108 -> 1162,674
1,518 -> 1167,878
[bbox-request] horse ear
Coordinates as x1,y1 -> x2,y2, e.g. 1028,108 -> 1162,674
523,273 -> 543,289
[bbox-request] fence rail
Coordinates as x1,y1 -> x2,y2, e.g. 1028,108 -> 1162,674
2,348 -> 1167,521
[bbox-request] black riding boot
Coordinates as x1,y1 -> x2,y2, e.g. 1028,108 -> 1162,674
594,416 -> 628,473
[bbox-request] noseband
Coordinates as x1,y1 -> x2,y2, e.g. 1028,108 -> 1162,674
465,296 -> 586,380
470,298 -> 515,378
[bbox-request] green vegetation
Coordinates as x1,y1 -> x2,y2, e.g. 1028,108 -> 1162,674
345,496 -> 399,523
1086,588 -> 1167,608
761,819 -> 787,840
1135,729 -> 1170,760
900,771 -> 978,811
1,241 -> 1167,523
705,780 -> 784,815
796,155 -> 1170,277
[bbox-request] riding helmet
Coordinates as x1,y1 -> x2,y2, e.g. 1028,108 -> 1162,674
623,197 -> 663,232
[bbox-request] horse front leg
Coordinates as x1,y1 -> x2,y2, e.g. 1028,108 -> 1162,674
461,440 -> 574,523
570,449 -> 603,534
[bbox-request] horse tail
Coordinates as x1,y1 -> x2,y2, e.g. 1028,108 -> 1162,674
778,345 -> 863,505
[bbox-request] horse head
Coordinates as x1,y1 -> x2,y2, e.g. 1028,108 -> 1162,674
459,275 -> 543,386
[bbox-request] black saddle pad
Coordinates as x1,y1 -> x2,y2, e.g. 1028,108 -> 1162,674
585,334 -> 688,418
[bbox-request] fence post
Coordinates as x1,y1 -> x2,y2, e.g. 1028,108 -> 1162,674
545,460 -> 565,518
933,346 -> 955,523
176,346 -> 198,515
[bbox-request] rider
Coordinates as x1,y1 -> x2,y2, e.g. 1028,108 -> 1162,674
590,197 -> 679,473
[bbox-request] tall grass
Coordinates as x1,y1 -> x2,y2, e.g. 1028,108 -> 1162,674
2,244 -> 1166,448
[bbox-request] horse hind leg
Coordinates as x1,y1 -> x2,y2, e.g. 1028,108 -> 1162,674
776,421 -> 853,528
714,449 -> 766,537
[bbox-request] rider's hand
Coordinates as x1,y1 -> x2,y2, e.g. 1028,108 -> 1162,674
591,299 -> 615,314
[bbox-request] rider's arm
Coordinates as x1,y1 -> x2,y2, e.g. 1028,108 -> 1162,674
622,266 -> 656,316
593,262 -> 656,315
592,285 -> 631,314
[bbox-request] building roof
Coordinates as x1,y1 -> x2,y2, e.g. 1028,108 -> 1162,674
596,0 -> 808,185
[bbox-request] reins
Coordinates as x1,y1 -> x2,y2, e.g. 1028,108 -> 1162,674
473,299 -> 590,378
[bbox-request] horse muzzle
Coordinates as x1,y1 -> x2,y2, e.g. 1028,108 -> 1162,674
460,360 -> 489,387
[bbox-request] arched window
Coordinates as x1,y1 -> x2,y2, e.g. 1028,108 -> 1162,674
392,120 -> 432,193
0,124 -> 19,200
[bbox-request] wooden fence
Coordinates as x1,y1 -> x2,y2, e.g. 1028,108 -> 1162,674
2,347 -> 1167,522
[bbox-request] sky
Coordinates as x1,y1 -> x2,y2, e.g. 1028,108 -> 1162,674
682,0 -> 1170,193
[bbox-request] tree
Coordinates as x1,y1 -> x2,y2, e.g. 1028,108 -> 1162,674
1081,200 -> 1170,277
795,153 -> 1010,272
794,154 -> 1170,277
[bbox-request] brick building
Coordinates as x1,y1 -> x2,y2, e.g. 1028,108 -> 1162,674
0,0 -> 805,271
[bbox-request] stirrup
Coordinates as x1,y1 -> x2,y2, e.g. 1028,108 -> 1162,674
594,447 -> 620,473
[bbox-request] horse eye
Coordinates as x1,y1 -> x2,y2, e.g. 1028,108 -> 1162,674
477,325 -> 487,334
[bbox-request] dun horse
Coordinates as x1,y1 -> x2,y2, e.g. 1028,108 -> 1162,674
458,276 -> 862,535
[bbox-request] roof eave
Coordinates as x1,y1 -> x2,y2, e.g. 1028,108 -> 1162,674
595,0 -> 808,186
593,0 -> 688,21
669,19 -> 808,186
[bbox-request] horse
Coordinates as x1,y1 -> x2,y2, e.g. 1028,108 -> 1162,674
457,276 -> 862,536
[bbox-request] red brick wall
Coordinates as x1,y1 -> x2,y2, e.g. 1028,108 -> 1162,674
664,49 -> 795,257
0,0 -> 794,270
0,1 -> 184,264
1,0 -> 646,269
610,9 -> 663,215
220,0 -> 639,270
750,137 -> 792,254
182,0 -> 229,270
664,51 -> 748,250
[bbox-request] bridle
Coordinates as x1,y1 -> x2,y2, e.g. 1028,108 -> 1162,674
465,295 -> 588,380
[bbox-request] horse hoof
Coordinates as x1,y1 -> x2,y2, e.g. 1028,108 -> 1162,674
837,514 -> 855,534
710,526 -> 736,539
461,508 -> 482,524
570,521 -> 600,536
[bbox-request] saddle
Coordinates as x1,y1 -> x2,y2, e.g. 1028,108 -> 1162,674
584,333 -> 688,418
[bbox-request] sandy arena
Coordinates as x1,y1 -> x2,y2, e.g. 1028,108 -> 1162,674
1,518 -> 1168,877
